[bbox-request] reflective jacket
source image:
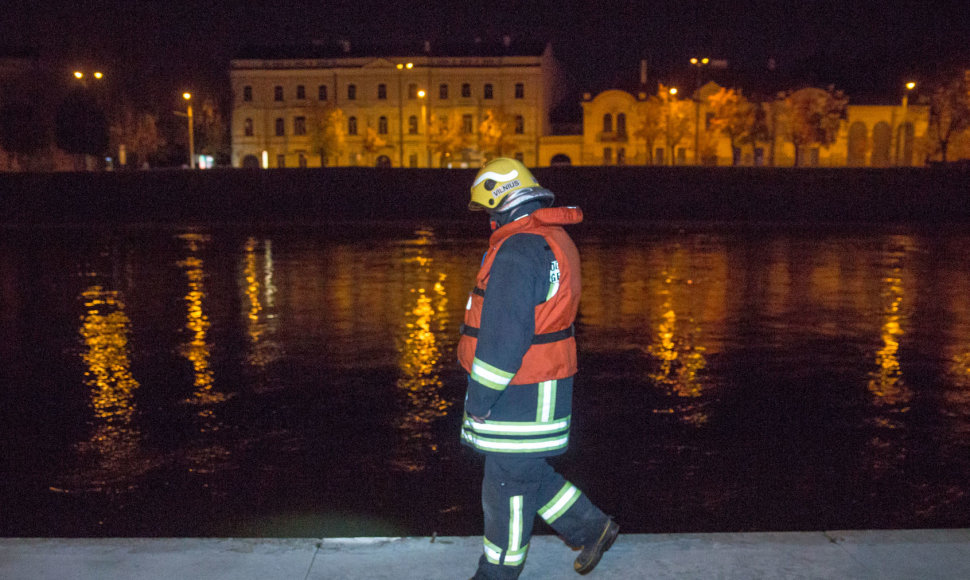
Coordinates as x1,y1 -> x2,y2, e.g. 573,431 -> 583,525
459,206 -> 582,457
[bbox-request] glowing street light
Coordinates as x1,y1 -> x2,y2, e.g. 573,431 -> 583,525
669,87 -> 678,96
895,81 -> 917,165
397,62 -> 416,167
183,92 -> 195,169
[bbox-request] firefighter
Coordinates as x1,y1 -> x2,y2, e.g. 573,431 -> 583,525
459,157 -> 619,579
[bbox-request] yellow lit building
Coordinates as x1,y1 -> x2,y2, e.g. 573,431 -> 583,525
539,84 -> 931,168
230,40 -> 563,168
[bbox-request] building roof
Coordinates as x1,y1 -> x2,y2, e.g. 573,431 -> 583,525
234,39 -> 550,61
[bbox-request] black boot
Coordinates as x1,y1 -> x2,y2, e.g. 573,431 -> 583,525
573,518 -> 619,575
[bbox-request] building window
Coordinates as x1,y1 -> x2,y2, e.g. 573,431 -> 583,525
275,118 -> 285,136
514,115 -> 524,134
378,83 -> 387,99
298,152 -> 307,168
348,84 -> 356,100
243,86 -> 253,102
461,83 -> 471,98
439,83 -> 448,99
484,83 -> 493,99
408,115 -> 418,134
274,86 -> 283,101
277,154 -> 285,168
515,83 -> 524,99
409,153 -> 418,168
348,116 -> 358,135
514,152 -> 524,162
244,118 -> 253,137
462,114 -> 473,134
318,84 -> 328,100
603,114 -> 613,133
294,116 -> 306,136
379,116 -> 388,134
296,85 -> 306,99
603,147 -> 613,164
617,113 -> 626,135
408,83 -> 418,99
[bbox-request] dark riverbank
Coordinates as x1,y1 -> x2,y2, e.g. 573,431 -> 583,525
1,166 -> 969,224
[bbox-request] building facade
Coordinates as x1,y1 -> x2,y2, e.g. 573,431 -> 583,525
539,84 -> 931,168
230,41 -> 561,169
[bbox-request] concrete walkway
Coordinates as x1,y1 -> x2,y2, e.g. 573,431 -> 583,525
1,529 -> 968,579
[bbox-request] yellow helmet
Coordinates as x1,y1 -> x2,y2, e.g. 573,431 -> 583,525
469,157 -> 553,212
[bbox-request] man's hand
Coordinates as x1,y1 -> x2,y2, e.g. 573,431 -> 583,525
469,410 -> 491,424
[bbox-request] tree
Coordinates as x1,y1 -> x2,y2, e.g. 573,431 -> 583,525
632,96 -> 664,165
55,88 -> 110,167
781,86 -> 848,166
658,84 -> 691,166
362,126 -> 389,165
707,88 -> 756,165
109,105 -> 164,168
0,100 -> 49,170
197,98 -> 229,164
428,111 -> 471,167
926,74 -> 970,163
308,102 -> 346,166
478,108 -> 518,161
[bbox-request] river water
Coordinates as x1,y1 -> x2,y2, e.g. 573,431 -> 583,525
1,220 -> 969,537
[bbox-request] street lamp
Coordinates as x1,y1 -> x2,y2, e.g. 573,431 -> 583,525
895,81 -> 916,165
666,87 -> 678,166
183,92 -> 195,169
690,57 -> 710,165
396,62 -> 415,167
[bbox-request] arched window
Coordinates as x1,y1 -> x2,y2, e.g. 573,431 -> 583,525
408,115 -> 418,134
348,116 -> 358,135
847,122 -> 868,167
550,154 -> 571,166
514,115 -> 524,134
244,118 -> 253,137
871,122 -> 891,167
617,113 -> 627,135
378,116 -> 388,134
603,114 -> 613,133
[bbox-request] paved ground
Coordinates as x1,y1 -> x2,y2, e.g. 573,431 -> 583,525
1,529 -> 968,579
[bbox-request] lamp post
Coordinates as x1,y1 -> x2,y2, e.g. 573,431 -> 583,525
690,57 -> 709,165
895,81 -> 916,166
183,92 -> 195,169
396,62 -> 413,167
667,87 -> 678,166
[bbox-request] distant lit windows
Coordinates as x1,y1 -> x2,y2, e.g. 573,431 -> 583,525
515,83 -> 524,99
294,116 -> 306,136
461,83 -> 471,98
244,118 -> 253,136
348,84 -> 357,100
318,84 -> 328,100
514,115 -> 524,134
462,114 -> 473,134
617,113 -> 626,135
408,83 -> 418,99
484,83 -> 493,99
243,86 -> 253,102
379,116 -> 388,134
296,85 -> 306,99
274,86 -> 283,101
439,83 -> 449,99
603,147 -> 612,164
348,116 -> 358,135
603,114 -> 613,133
408,115 -> 418,134
378,83 -> 387,99
275,117 -> 285,136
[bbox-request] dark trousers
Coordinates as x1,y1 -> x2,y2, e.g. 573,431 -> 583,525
472,454 -> 608,580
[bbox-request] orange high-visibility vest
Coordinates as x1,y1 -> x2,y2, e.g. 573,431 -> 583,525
458,207 -> 582,384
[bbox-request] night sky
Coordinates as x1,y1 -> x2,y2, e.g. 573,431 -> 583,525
3,0 -> 969,107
